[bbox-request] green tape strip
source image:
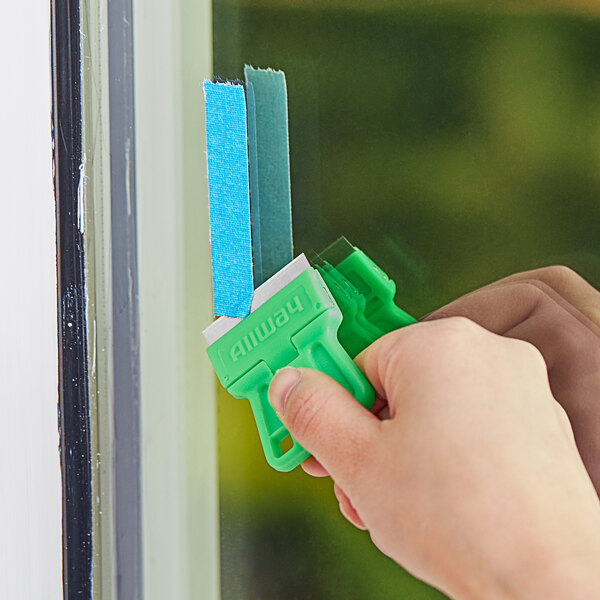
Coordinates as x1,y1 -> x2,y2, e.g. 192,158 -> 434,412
245,80 -> 263,286
244,66 -> 293,286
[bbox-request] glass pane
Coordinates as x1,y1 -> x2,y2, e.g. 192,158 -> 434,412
213,2 -> 600,598
133,0 -> 219,598
82,0 -> 219,597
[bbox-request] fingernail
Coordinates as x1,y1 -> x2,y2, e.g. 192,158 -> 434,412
268,367 -> 301,416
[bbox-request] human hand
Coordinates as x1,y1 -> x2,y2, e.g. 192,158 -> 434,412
424,266 -> 600,494
268,318 -> 600,600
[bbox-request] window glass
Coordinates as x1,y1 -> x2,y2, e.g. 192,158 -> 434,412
213,2 -> 600,598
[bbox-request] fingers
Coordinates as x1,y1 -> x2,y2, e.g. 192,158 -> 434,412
369,393 -> 390,420
334,482 -> 367,530
268,367 -> 381,491
493,266 -> 600,329
424,281 -> 598,369
425,280 -> 557,335
424,278 -> 600,495
301,456 -> 329,477
428,267 -> 600,338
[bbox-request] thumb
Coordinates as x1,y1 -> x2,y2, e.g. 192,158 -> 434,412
268,367 -> 380,486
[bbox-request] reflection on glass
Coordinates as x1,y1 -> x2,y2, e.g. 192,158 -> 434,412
213,2 -> 600,598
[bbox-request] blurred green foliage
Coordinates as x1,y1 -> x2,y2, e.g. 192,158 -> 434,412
213,3 -> 600,598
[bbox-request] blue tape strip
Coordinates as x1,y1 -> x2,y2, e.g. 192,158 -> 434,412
244,66 -> 293,285
203,81 -> 253,318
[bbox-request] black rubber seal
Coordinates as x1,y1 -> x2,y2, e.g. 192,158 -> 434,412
51,1 -> 92,598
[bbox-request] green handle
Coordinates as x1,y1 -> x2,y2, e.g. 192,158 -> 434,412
206,247 -> 416,472
208,267 -> 375,472
229,310 -> 374,471
336,247 -> 416,337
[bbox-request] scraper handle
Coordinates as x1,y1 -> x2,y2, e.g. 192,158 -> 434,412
228,310 -> 375,472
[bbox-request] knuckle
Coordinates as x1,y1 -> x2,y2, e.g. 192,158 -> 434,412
516,338 -> 545,365
540,265 -> 579,285
510,281 -> 547,305
381,317 -> 484,381
432,316 -> 483,346
440,315 -> 479,334
506,337 -> 549,376
501,281 -> 549,319
554,401 -> 574,432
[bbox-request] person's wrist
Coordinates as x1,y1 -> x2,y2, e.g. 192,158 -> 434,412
499,538 -> 600,600
448,530 -> 600,600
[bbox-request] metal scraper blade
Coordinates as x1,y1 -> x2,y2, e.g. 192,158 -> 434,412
316,236 -> 355,267
202,253 -> 311,346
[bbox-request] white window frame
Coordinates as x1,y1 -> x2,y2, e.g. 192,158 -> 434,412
0,2 -> 62,599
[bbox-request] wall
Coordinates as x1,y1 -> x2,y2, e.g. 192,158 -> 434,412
0,2 -> 62,599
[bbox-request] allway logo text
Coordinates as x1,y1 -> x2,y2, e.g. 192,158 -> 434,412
230,296 -> 304,362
